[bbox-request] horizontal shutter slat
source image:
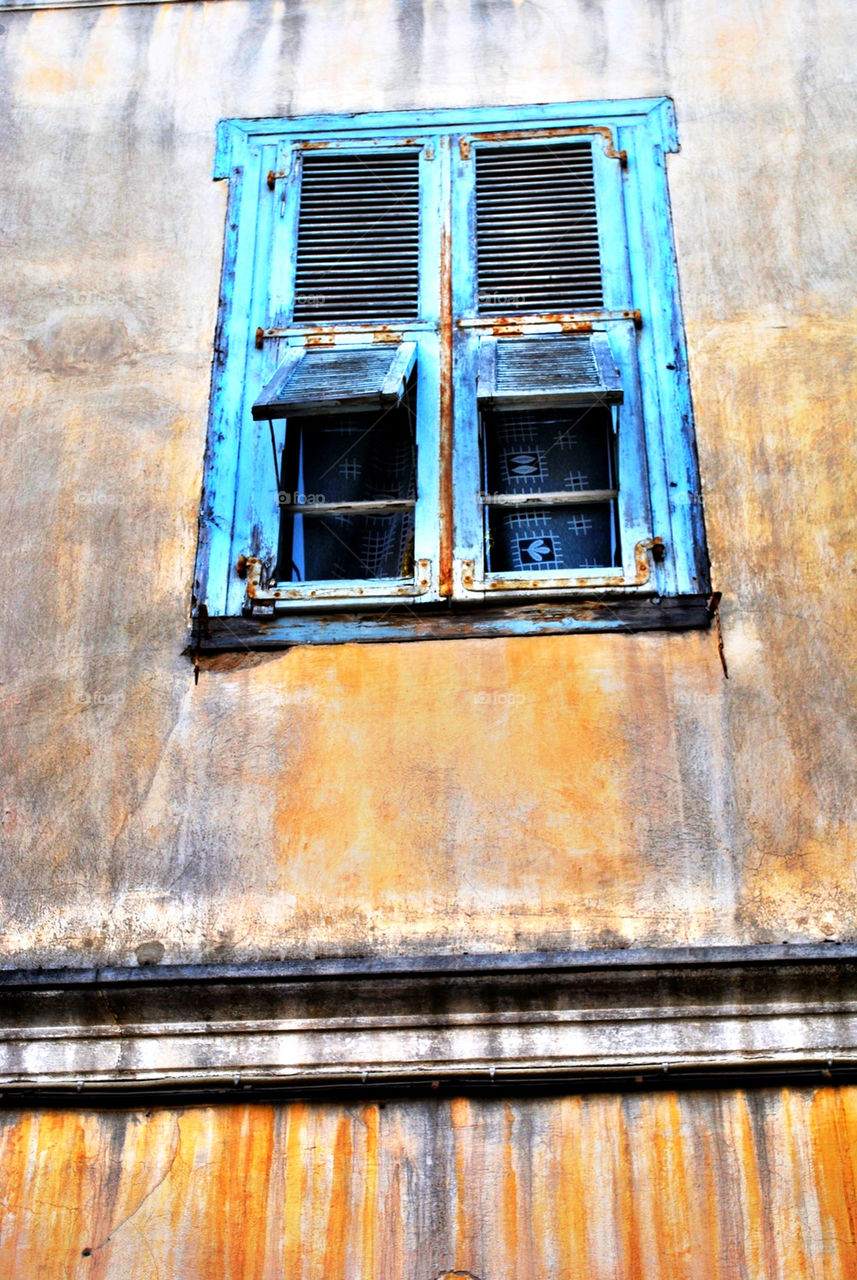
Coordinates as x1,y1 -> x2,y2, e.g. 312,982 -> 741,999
475,143 -> 604,315
293,152 -> 421,323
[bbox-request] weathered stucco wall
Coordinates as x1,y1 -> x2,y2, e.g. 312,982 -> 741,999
1,0 -> 856,966
2,1086 -> 857,1277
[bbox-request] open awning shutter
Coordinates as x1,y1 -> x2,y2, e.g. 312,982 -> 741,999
476,333 -> 622,408
252,342 -> 417,419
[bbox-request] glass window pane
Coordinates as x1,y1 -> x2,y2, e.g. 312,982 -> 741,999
276,386 -> 416,583
482,405 -> 614,497
486,503 -> 619,573
296,511 -> 415,581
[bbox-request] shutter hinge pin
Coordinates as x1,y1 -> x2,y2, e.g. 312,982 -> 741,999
266,169 -> 288,190
255,327 -> 265,349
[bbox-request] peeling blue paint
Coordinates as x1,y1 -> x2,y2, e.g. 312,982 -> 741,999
197,99 -> 706,644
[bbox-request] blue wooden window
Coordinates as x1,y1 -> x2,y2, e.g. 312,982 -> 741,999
196,100 -> 709,647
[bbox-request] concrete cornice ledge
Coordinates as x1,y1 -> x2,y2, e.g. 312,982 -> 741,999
1,946 -> 857,1094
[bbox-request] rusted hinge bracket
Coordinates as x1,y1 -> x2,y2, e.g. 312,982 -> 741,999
457,537 -> 664,594
240,556 -> 434,606
267,170 -> 287,190
459,138 -> 471,160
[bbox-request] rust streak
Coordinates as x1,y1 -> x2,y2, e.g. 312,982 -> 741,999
617,1097 -> 645,1280
450,1097 -> 473,1269
361,1106 -> 379,1279
811,1088 -> 857,1277
733,1093 -> 765,1278
557,1097 -> 587,1279
298,139 -> 422,151
490,316 -> 595,328
459,310 -> 639,327
438,216 -> 454,596
282,1102 -> 307,1277
501,1103 -> 519,1266
469,124 -> 627,165
322,1113 -> 353,1278
493,321 -> 593,336
261,322 -> 418,341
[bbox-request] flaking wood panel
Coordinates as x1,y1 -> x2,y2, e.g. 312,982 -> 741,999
1,1087 -> 856,1278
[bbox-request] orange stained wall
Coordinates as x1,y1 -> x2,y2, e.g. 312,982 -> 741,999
0,0 -> 856,966
2,1086 -> 857,1279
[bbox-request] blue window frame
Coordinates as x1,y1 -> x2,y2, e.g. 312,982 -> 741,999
195,99 -> 709,648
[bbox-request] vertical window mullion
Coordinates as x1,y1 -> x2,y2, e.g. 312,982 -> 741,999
411,137 -> 444,601
436,134 -> 455,597
410,329 -> 441,600
449,135 -> 483,598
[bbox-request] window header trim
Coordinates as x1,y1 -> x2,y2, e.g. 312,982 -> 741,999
213,99 -> 678,179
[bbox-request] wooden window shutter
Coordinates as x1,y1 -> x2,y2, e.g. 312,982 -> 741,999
252,343 -> 417,418
292,152 -> 421,323
474,143 -> 604,314
476,333 -> 622,408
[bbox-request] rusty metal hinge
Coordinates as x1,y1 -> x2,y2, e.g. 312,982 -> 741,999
241,556 -> 434,605
457,537 -> 664,594
459,138 -> 471,160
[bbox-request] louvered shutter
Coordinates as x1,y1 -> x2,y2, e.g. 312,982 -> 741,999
474,143 -> 603,314
252,343 -> 417,418
477,333 -> 622,408
292,152 -> 421,323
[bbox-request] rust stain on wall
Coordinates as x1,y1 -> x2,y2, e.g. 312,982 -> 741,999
1,1087 -> 856,1278
322,1114 -> 352,1277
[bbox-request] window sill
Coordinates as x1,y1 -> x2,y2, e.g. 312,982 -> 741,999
192,593 -> 714,652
